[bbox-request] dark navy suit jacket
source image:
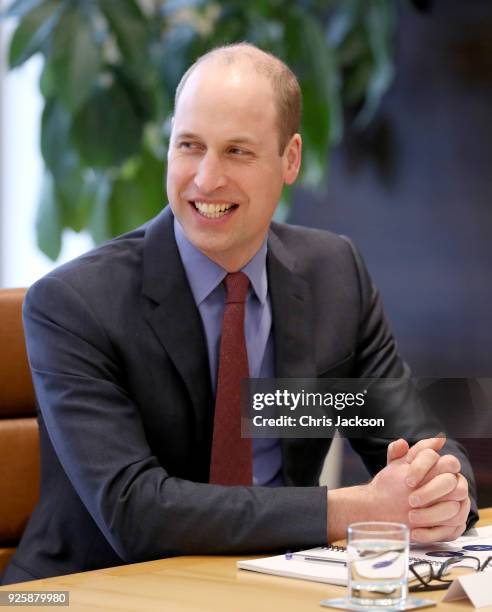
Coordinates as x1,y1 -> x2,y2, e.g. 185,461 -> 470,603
2,207 -> 477,584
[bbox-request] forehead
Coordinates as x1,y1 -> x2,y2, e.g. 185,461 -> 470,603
173,61 -> 278,141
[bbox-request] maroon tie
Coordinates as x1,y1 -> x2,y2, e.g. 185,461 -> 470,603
209,272 -> 252,486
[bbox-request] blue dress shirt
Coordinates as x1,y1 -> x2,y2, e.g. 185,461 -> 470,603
174,218 -> 284,486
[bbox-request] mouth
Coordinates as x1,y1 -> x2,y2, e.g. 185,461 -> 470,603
189,200 -> 239,220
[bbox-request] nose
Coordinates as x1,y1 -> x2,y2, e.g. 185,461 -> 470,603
194,151 -> 227,193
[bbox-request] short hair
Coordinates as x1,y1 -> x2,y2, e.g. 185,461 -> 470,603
174,42 -> 302,155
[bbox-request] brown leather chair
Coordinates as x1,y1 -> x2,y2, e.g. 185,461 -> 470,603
0,288 -> 39,578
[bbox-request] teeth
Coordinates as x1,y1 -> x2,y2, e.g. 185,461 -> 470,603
194,201 -> 235,218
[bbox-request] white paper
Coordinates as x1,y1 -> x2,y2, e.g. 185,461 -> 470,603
237,555 -> 348,585
410,526 -> 492,569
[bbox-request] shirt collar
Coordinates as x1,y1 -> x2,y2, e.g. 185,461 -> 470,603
173,216 -> 268,305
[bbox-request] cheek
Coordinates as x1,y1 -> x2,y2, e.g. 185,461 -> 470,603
167,158 -> 195,193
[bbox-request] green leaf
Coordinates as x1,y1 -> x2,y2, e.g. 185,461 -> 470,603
47,5 -> 101,112
160,0 -> 208,17
99,0 -> 150,77
55,164 -> 90,232
8,0 -> 65,68
355,0 -> 395,127
300,82 -> 331,184
326,0 -> 360,47
39,58 -> 56,97
58,169 -> 110,234
88,173 -> 112,244
41,99 -> 97,232
71,77 -> 145,168
36,171 -> 62,260
41,98 -> 71,174
1,0 -> 44,19
285,10 -> 341,185
159,22 -> 198,96
337,26 -> 369,67
344,56 -> 373,105
108,148 -> 165,236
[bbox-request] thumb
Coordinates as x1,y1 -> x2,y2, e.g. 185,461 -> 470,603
405,434 -> 447,463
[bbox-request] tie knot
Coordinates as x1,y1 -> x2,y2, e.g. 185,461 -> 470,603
224,272 -> 249,304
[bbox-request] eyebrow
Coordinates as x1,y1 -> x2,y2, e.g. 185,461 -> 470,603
174,131 -> 259,146
228,136 -> 259,146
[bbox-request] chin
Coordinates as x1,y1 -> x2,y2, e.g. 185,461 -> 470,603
188,232 -> 229,258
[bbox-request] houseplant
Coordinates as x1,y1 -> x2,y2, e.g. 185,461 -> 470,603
3,0 -> 398,259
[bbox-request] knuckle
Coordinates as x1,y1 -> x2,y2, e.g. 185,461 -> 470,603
422,448 -> 438,462
454,502 -> 468,522
409,509 -> 426,526
445,500 -> 460,517
411,529 -> 428,543
456,481 -> 467,499
444,472 -> 458,489
441,528 -> 457,542
459,475 -> 469,491
441,454 -> 460,472
449,523 -> 465,539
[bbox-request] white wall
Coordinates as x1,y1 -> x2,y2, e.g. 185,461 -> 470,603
0,5 -> 93,289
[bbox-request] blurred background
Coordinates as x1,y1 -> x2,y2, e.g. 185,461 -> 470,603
1,0 -> 491,505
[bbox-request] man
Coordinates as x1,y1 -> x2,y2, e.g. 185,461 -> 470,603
2,43 -> 475,585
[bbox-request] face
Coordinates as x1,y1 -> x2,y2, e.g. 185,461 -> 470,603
167,61 -> 302,271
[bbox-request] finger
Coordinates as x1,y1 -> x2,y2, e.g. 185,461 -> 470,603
412,499 -> 469,542
409,473 -> 458,507
418,454 -> 461,486
387,439 -> 409,463
411,498 -> 470,535
436,474 -> 468,503
408,500 -> 460,527
410,499 -> 470,542
404,436 -> 447,464
447,523 -> 467,541
441,497 -> 471,528
411,523 -> 463,543
406,448 -> 441,488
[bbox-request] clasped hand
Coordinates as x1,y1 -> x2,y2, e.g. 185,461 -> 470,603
368,436 -> 470,542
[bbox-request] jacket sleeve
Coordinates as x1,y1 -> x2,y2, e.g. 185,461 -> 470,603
341,237 -> 479,529
23,275 -> 328,562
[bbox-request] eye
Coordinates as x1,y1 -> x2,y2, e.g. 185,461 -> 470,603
177,141 -> 201,150
228,146 -> 249,156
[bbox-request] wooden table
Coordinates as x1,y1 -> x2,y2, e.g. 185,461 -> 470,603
1,509 -> 491,611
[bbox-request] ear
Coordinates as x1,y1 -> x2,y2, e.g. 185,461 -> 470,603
283,133 -> 302,185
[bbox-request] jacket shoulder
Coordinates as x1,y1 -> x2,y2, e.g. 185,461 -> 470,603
29,223 -> 148,298
269,221 -> 357,272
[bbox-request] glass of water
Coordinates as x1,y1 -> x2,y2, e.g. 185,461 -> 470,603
347,522 -> 409,607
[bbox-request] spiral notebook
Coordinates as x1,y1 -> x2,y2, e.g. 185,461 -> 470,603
294,545 -> 444,567
238,545 -> 437,586
237,546 -> 348,585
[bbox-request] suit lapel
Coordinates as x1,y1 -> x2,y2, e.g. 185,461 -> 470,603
268,227 -> 321,485
142,207 -> 213,441
267,228 -> 316,379
140,212 -> 316,457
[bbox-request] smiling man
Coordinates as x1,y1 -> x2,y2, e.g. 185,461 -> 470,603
167,49 -> 301,272
2,43 -> 476,585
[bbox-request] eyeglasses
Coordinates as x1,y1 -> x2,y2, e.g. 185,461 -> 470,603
409,556 -> 492,592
